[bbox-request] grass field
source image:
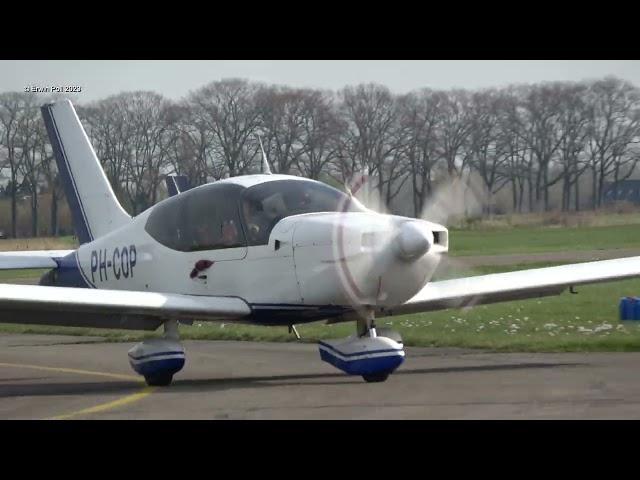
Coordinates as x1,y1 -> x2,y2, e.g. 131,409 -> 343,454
0,236 -> 76,251
2,216 -> 640,352
450,223 -> 640,256
453,210 -> 640,229
0,269 -> 48,280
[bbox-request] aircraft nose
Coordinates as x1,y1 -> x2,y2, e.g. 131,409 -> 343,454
395,221 -> 433,260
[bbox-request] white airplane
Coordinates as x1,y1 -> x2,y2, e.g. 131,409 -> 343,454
1,99 -> 639,387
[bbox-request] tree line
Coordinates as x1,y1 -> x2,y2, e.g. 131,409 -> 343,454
1,76 -> 639,238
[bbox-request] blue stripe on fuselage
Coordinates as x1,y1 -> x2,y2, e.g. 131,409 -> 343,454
48,251 -> 95,288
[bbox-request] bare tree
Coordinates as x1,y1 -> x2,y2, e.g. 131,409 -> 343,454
585,77 -> 640,208
497,87 -> 529,212
554,83 -> 590,211
256,86 -> 308,175
339,84 -> 402,210
397,89 -> 443,216
39,138 -> 62,236
122,92 -> 179,214
0,92 -> 30,237
169,102 -> 221,186
466,89 -> 511,213
296,90 -> 343,180
16,97 -> 46,236
187,79 -> 263,177
435,89 -> 475,177
510,83 -> 569,211
79,97 -> 134,204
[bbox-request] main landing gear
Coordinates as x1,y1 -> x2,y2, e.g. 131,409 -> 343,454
318,309 -> 405,383
127,314 -> 403,386
128,320 -> 186,387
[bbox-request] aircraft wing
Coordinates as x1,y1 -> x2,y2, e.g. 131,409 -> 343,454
0,250 -> 75,269
382,256 -> 640,317
0,283 -> 251,331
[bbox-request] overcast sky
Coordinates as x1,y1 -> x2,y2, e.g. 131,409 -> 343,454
1,60 -> 639,103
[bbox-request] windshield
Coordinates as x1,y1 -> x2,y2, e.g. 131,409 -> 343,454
241,179 -> 365,245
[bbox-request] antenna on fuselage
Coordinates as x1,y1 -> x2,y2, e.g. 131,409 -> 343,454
257,135 -> 272,175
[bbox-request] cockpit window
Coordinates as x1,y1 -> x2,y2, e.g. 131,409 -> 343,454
145,183 -> 246,252
241,179 -> 365,245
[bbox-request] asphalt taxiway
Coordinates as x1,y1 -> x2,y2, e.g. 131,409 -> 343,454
2,333 -> 640,419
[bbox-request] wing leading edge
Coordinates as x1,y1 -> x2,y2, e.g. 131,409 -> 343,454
383,256 -> 640,317
0,283 -> 251,330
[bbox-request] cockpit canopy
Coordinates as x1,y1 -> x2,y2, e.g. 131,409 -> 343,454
144,178 -> 365,252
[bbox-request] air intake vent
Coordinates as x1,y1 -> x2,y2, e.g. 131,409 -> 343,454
432,231 -> 448,248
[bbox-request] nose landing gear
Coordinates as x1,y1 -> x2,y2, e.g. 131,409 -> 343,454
319,309 -> 404,383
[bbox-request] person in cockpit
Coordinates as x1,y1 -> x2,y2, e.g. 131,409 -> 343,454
193,222 -> 218,250
221,219 -> 239,247
242,199 -> 271,244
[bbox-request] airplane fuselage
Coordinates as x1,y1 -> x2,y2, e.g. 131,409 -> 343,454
41,175 -> 448,326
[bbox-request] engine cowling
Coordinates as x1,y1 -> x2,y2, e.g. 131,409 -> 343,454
291,212 -> 446,308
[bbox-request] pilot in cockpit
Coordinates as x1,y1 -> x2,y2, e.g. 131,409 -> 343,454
289,189 -> 312,213
221,219 -> 239,246
242,199 -> 271,244
193,222 -> 218,250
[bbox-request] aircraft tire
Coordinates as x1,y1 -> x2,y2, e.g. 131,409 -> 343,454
145,373 -> 174,387
362,373 -> 390,383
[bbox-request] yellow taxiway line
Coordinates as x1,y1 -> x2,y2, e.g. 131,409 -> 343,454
0,362 -> 155,420
47,386 -> 155,420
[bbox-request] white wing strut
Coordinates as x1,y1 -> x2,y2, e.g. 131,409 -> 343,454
381,256 -> 640,317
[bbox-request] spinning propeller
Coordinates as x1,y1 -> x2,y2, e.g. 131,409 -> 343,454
330,171 -> 487,318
